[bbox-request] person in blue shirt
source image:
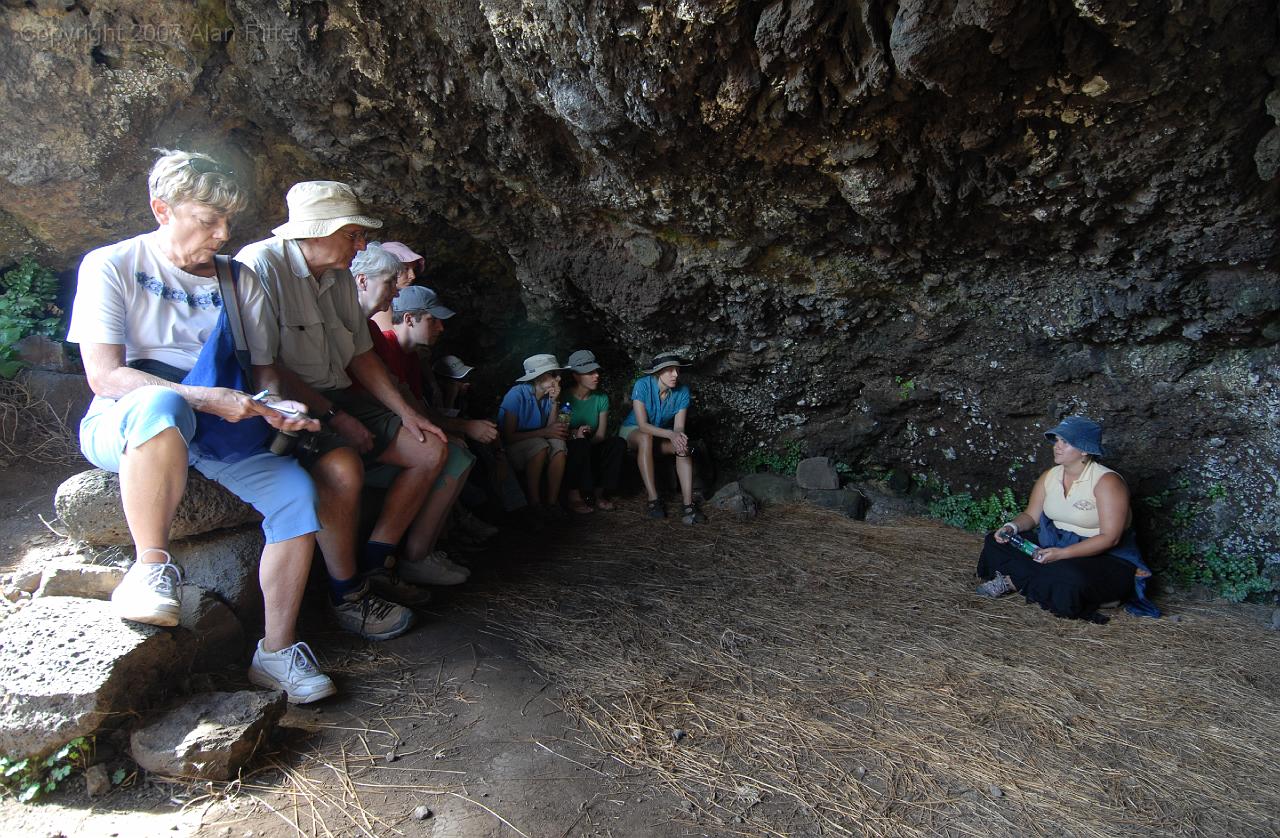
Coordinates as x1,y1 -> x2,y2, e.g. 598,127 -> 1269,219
499,354 -> 570,517
619,353 -> 706,524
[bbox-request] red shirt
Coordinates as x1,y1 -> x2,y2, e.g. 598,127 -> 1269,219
357,320 -> 424,401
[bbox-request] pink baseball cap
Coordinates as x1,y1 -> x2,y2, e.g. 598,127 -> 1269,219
378,241 -> 424,269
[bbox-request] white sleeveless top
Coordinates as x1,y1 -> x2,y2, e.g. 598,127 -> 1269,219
1041,461 -> 1130,537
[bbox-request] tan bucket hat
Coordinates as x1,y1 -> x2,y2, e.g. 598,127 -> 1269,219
271,181 -> 383,240
516,353 -> 566,382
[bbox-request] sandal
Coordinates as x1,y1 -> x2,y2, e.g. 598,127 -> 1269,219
568,500 -> 594,515
646,498 -> 667,519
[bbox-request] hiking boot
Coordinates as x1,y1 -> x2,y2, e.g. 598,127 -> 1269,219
976,573 -> 1016,598
249,640 -> 337,704
111,551 -> 182,627
681,503 -> 707,525
363,566 -> 433,607
646,498 -> 667,519
332,586 -> 416,640
396,550 -> 469,586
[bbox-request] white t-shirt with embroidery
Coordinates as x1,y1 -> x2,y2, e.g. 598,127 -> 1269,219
67,231 -> 273,370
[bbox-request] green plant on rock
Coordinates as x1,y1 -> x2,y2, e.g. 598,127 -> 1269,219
894,375 -> 916,400
738,439 -> 805,475
0,256 -> 64,378
1165,541 -> 1271,603
0,737 -> 91,802
927,487 -> 1022,533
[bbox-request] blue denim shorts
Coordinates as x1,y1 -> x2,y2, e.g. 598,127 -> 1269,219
80,386 -> 321,544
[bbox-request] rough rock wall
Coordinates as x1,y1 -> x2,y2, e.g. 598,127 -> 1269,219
1,0 -> 1277,567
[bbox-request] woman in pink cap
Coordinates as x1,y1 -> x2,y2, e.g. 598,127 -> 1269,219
370,241 -> 424,330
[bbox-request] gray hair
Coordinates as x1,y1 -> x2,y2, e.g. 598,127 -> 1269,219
147,148 -> 247,215
350,243 -> 403,282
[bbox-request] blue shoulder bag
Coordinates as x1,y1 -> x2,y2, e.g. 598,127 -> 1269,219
180,257 -> 273,462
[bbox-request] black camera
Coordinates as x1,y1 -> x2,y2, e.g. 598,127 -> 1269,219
269,428 -> 321,457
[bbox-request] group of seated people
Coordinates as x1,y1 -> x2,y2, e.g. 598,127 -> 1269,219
66,150 -> 709,706
67,150 -> 1160,708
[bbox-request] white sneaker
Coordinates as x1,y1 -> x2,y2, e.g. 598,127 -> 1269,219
111,551 -> 182,627
249,640 -> 337,704
396,550 -> 469,586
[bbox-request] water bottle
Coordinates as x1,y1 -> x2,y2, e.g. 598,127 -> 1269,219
558,402 -> 572,426
1009,533 -> 1038,557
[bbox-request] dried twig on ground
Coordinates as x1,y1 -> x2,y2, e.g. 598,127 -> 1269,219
0,377 -> 80,465
459,506 -> 1280,838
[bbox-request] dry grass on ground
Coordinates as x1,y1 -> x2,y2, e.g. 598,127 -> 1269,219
0,377 -> 80,465
461,505 -> 1280,837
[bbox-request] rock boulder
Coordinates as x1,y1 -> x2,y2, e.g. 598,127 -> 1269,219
130,690 -> 286,781
173,526 -> 265,628
33,559 -> 124,600
0,597 -> 190,760
55,469 -> 261,546
795,457 -> 840,491
179,585 -> 246,672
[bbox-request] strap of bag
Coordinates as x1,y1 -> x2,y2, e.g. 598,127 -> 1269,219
213,255 -> 251,377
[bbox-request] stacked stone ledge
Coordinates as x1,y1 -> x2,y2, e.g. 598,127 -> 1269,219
0,468 -> 271,775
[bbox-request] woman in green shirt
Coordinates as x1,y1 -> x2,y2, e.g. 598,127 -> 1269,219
563,349 -> 627,514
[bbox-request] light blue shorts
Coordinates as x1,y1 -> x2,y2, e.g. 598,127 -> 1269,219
79,386 -> 321,544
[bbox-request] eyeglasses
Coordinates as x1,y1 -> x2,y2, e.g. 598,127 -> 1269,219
344,229 -> 369,244
187,158 -> 235,177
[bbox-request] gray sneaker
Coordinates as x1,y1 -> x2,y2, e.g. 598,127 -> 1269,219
332,586 -> 416,640
976,573 -> 1016,598
111,552 -> 183,627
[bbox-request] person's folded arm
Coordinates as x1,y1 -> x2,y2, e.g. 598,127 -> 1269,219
83,342 -> 284,425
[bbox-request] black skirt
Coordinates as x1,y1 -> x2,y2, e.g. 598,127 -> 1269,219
976,532 -> 1136,621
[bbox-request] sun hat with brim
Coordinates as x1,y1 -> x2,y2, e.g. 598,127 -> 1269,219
1044,415 -> 1107,457
271,181 -> 383,240
378,241 -> 425,268
392,285 -> 455,319
517,353 -> 566,382
566,349 -> 602,373
643,353 -> 688,375
434,355 -> 474,380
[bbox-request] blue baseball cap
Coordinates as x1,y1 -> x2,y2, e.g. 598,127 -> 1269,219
1044,416 -> 1107,456
392,285 -> 455,319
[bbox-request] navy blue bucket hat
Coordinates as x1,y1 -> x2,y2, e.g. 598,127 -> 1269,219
1044,416 -> 1107,457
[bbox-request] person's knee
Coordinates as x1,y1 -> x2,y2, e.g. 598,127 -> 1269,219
398,430 -> 447,470
127,386 -> 196,446
312,447 -> 364,494
135,386 -> 192,421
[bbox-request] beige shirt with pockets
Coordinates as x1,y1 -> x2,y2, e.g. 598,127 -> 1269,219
234,236 -> 373,391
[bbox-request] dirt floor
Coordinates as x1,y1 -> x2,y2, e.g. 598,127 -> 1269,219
2,481 -> 1279,837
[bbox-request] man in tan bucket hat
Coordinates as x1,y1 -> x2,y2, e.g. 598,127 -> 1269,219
237,181 -> 449,642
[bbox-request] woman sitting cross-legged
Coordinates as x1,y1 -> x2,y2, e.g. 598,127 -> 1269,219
619,352 -> 706,525
499,354 -> 570,518
562,349 -> 627,514
975,416 -> 1160,622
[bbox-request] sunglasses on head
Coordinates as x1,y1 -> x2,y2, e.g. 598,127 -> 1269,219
187,158 -> 235,177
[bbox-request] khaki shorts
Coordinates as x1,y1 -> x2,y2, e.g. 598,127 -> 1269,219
506,436 -> 567,470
